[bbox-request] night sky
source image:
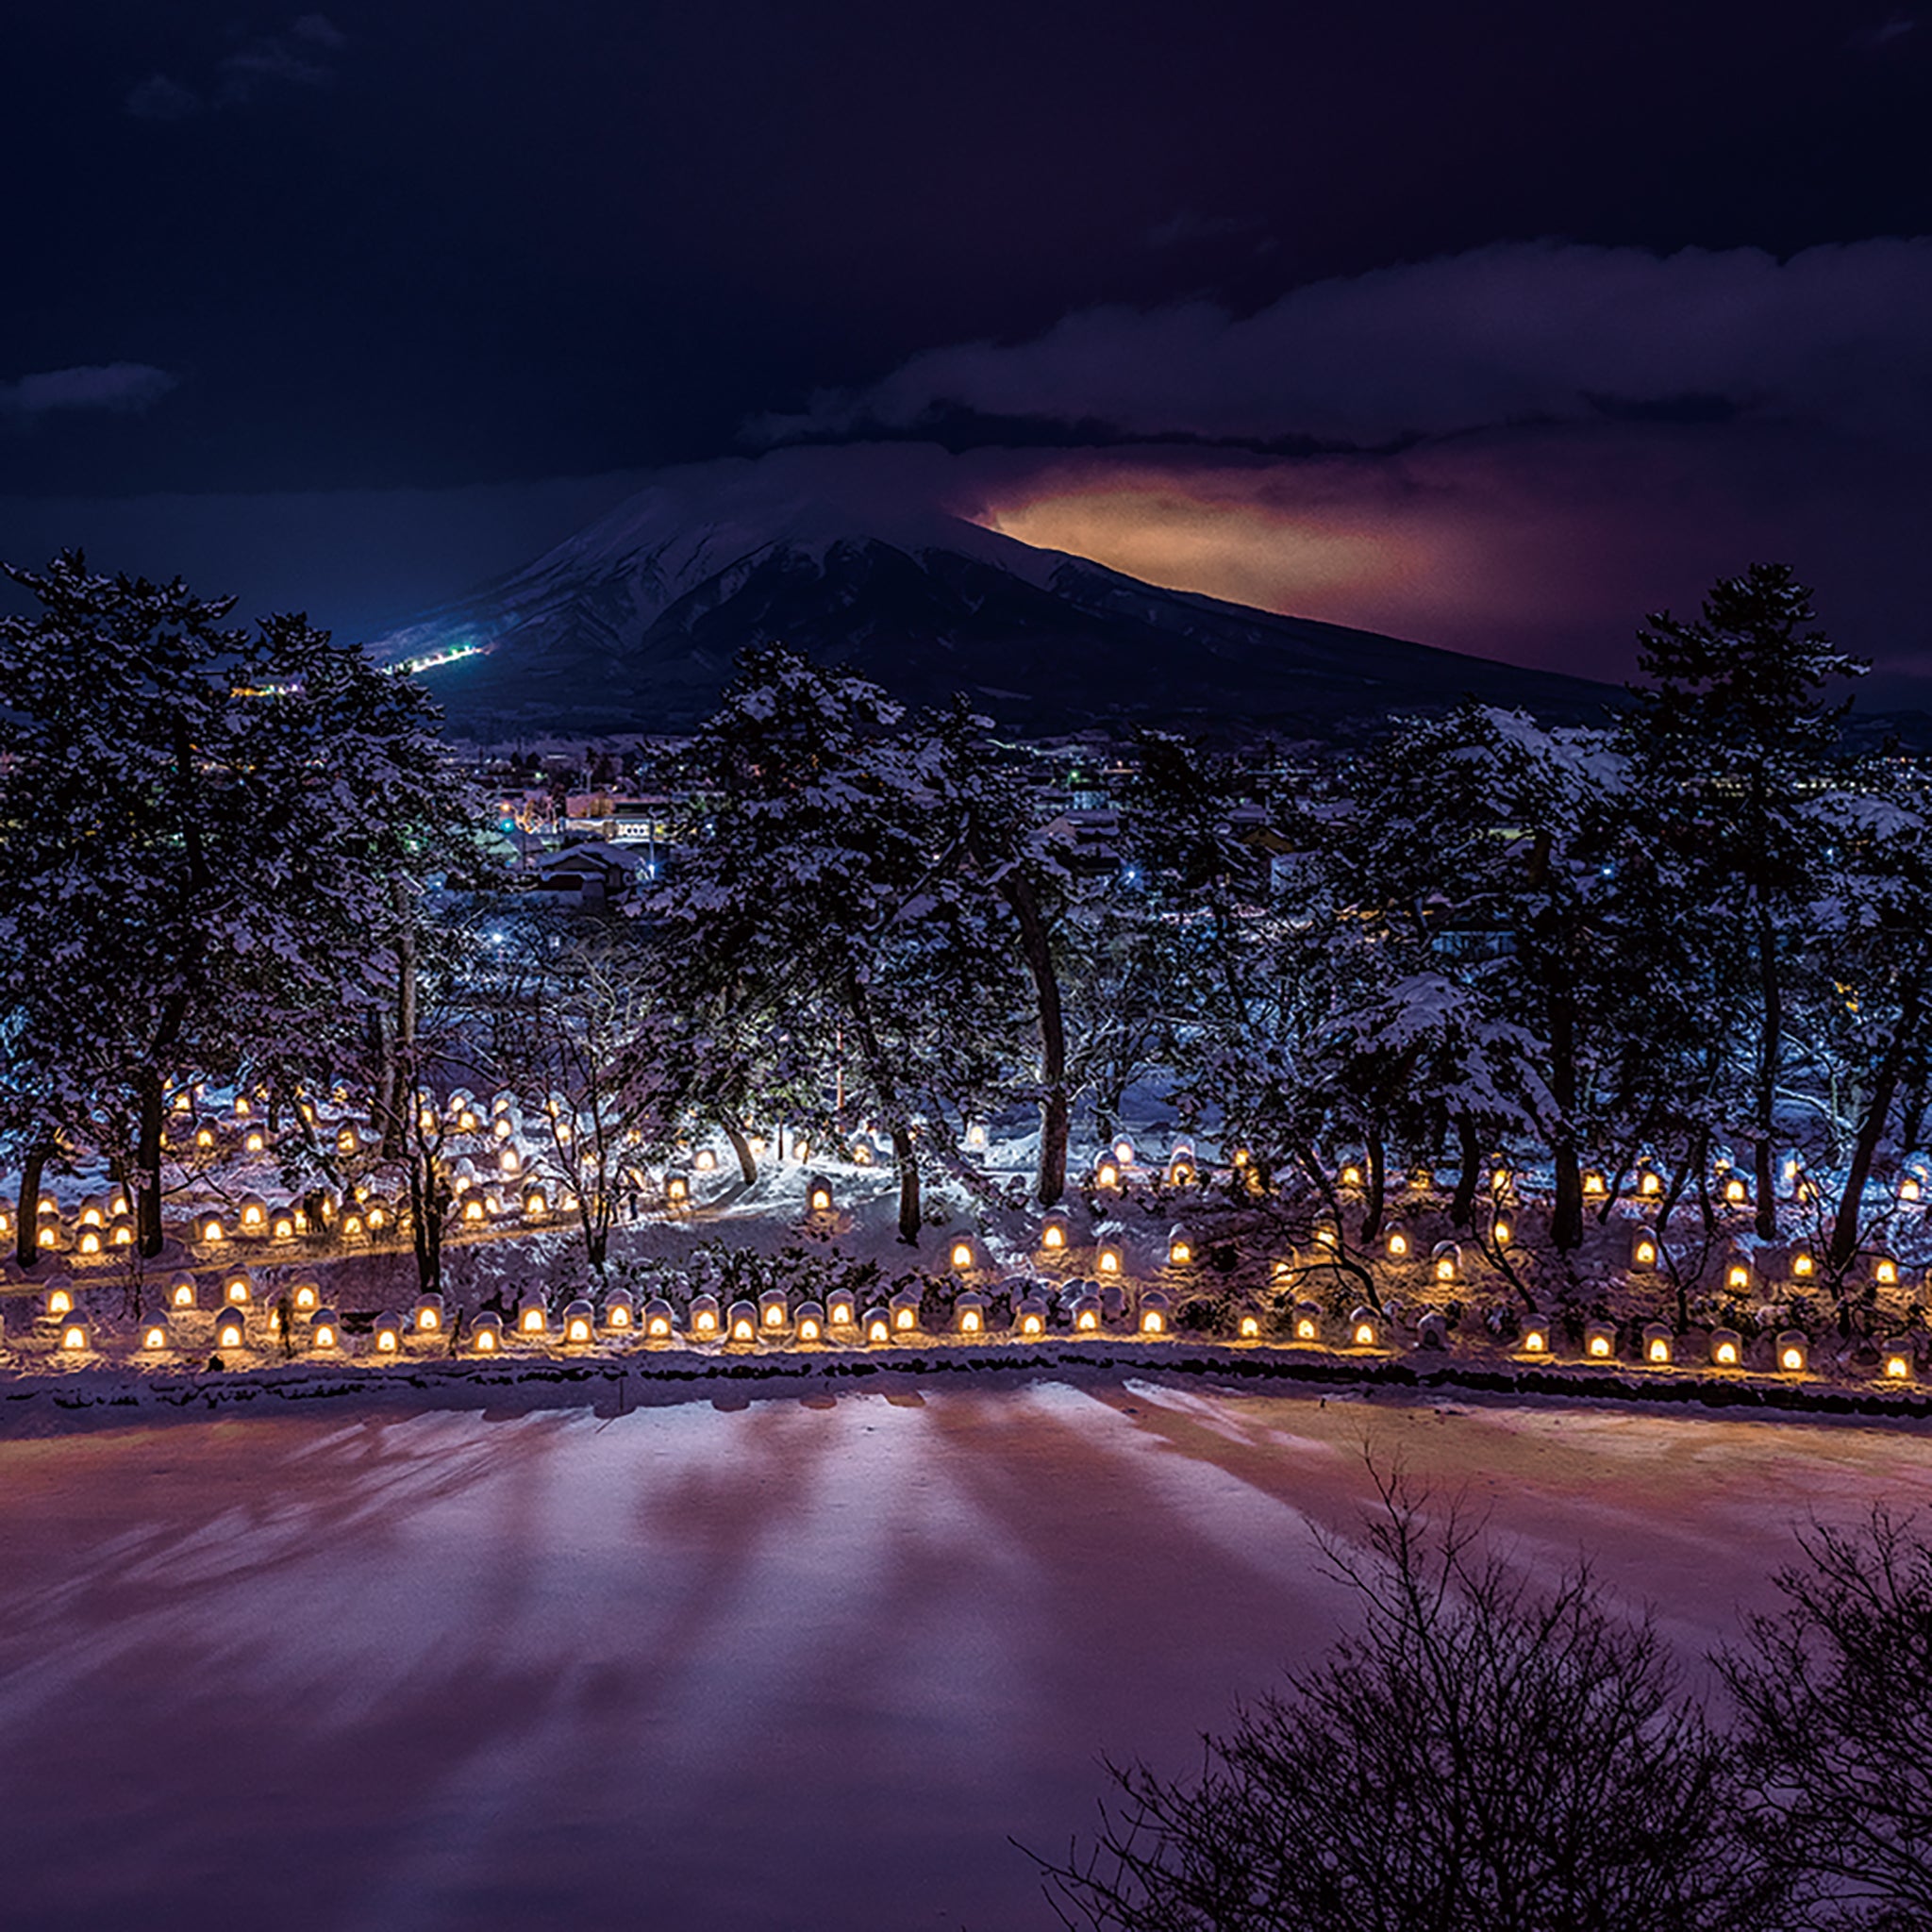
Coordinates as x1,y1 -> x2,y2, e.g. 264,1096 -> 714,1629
5,2 -> 1929,691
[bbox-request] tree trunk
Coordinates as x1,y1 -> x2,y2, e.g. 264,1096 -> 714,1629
1451,1114 -> 1480,1228
891,1124 -> 921,1244
14,1137 -> 49,1268
382,897 -> 418,1159
1753,896 -> 1781,1240
724,1122 -> 757,1187
1828,1020 -> 1911,1274
136,1067 -> 167,1257
1547,983 -> 1583,1252
1361,1126 -> 1386,1242
999,874 -> 1069,1207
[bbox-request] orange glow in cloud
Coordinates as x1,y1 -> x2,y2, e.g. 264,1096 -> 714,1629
982,483 -> 1424,627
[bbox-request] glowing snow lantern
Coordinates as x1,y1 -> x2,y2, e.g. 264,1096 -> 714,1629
414,1294 -> 444,1336
199,1213 -> 225,1243
1709,1327 -> 1743,1368
367,1202 -> 388,1231
1904,1174 -> 1924,1203
77,1196 -> 105,1228
1791,1250 -> 1814,1280
1348,1307 -> 1382,1350
238,1194 -> 267,1234
284,1281 -> 318,1316
1491,1220 -> 1512,1247
309,1308 -> 342,1351
1634,1234 -> 1658,1269
523,1187 -> 548,1219
461,1195 -> 487,1224
172,1090 -> 193,1114
141,1318 -> 170,1351
562,1300 -> 595,1345
665,1172 -> 690,1208
1584,1320 -> 1617,1360
727,1300 -> 758,1343
168,1273 -> 197,1311
1018,1295 -> 1048,1338
1880,1342 -> 1914,1380
194,1124 -> 217,1151
222,1269 -> 252,1306
850,1139 -> 874,1166
603,1290 -> 635,1332
947,1235 -> 980,1273
758,1289 -> 790,1332
471,1311 -> 504,1354
795,1301 -> 825,1342
1875,1256 -> 1899,1287
243,1128 -> 266,1156
272,1208 -> 296,1239
341,1210 -> 366,1241
1096,1241 -> 1123,1276
1642,1322 -> 1674,1366
58,1320 -> 89,1353
1095,1159 -> 1120,1190
1724,1175 -> 1749,1205
1341,1162 -> 1363,1187
864,1308 -> 891,1344
498,1147 -> 520,1177
1167,1225 -> 1194,1268
807,1175 -> 834,1215
1167,1151 -> 1196,1187
1292,1302 -> 1322,1343
1518,1314 -> 1551,1356
694,1148 -> 717,1174
956,1292 -> 987,1336
214,1309 -> 247,1352
458,1108 -> 479,1134
518,1302 -> 551,1339
1725,1258 -> 1751,1292
1775,1330 -> 1808,1374
76,1227 -> 102,1257
827,1289 -> 857,1327
1582,1170 -> 1607,1197
966,1123 -> 988,1151
644,1298 -> 675,1340
110,1218 -> 134,1247
1491,1165 -> 1511,1194
1238,1313 -> 1260,1340
1112,1137 -> 1134,1167
689,1294 -> 720,1339
1038,1210 -> 1069,1254
890,1292 -> 921,1335
1639,1169 -> 1662,1197
1432,1241 -> 1458,1283
1386,1230 -> 1409,1259
373,1313 -> 403,1355
335,1124 -> 359,1157
43,1279 -> 75,1319
1072,1293 -> 1102,1333
1140,1291 -> 1170,1336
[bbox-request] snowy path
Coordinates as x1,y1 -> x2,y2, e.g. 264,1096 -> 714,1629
2,1380 -> 1929,1931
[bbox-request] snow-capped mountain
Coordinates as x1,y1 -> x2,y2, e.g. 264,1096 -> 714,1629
364,468 -> 1616,738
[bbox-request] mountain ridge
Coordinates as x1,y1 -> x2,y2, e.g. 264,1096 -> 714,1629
364,479 -> 1621,739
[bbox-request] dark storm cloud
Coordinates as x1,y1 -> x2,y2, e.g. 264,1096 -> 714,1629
125,12 -> 349,119
759,242 -> 1932,453
125,74 -> 201,121
1,363 -> 179,421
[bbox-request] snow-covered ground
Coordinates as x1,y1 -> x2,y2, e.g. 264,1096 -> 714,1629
2,1376 -> 1928,1932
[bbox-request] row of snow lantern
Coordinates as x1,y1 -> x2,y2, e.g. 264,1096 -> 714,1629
1091,1137 -> 1212,1191
1270,1300 -> 1920,1381
5,1191 -> 139,1255
1628,1234 -> 1924,1292
1526,1313 -> 1919,1382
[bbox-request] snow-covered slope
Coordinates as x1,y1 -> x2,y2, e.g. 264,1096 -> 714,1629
364,466 -> 1616,738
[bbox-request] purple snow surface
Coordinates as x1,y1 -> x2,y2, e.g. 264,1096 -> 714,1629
2,1379 -> 1929,1931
